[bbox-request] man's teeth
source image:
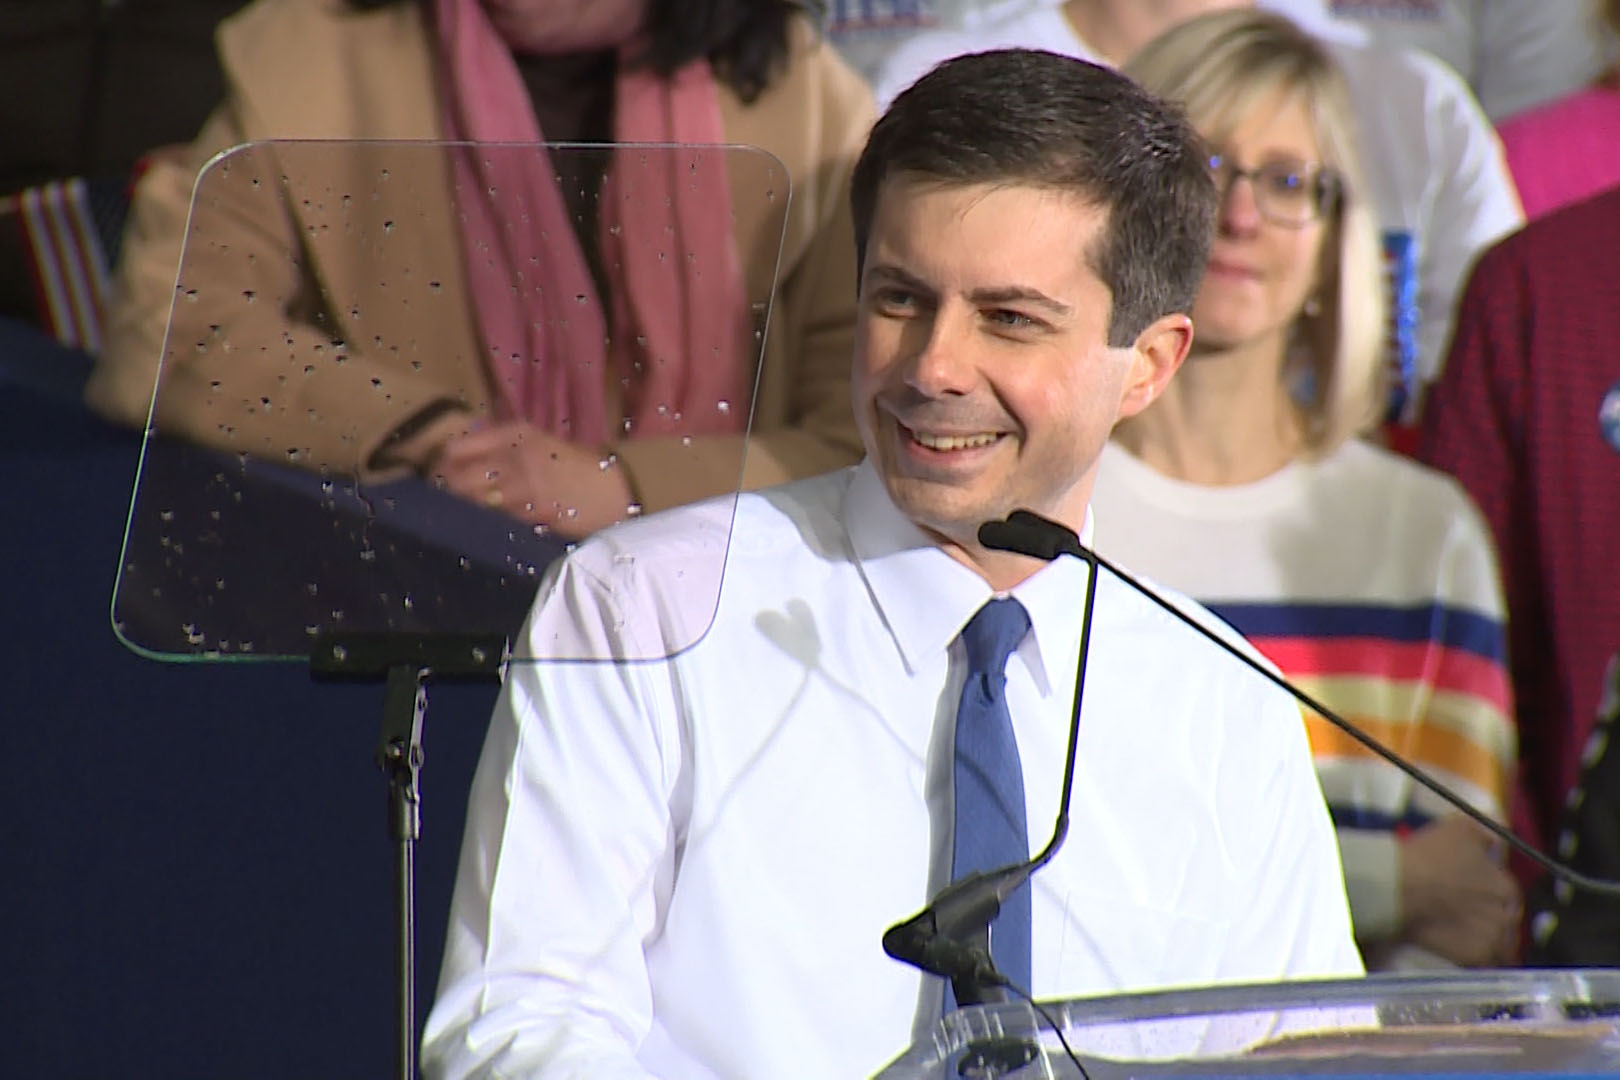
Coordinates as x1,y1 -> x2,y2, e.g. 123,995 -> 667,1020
911,431 -> 999,451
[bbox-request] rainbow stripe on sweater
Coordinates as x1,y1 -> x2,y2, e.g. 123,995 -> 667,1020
1206,600 -> 1514,826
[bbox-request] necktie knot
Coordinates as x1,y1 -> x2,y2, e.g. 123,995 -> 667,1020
961,597 -> 1030,682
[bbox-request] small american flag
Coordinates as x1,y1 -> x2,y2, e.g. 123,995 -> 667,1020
4,176 -> 129,355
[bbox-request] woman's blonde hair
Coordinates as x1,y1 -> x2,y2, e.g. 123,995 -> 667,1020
1125,9 -> 1388,454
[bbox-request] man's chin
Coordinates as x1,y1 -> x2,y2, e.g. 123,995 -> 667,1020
881,475 -> 1003,543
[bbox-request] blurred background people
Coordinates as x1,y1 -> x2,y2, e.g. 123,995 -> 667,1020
1091,10 -> 1519,970
1528,653 -> 1620,965
822,0 -> 1041,85
84,0 -> 875,538
868,0 -> 1522,433
1258,0 -> 1615,122
1418,182 -> 1620,938
1495,0 -> 1620,221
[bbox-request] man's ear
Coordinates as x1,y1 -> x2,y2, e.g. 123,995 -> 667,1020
1117,312 -> 1193,419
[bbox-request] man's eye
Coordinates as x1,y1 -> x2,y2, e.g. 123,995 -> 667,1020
987,309 -> 1038,330
873,288 -> 916,311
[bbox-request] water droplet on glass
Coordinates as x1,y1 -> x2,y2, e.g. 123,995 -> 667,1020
429,280 -> 442,293
681,435 -> 693,447
564,507 -> 579,519
574,293 -> 588,305
402,594 -> 414,612
716,400 -> 731,415
242,290 -> 257,303
598,453 -> 618,472
383,219 -> 395,233
159,509 -> 175,523
331,643 -> 349,661
626,503 -> 644,517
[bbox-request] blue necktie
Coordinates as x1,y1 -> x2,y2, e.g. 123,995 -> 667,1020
951,596 -> 1033,994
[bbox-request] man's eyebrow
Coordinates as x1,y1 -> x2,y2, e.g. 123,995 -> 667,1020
866,265 -> 1073,318
865,264 -> 935,295
967,286 -> 1073,318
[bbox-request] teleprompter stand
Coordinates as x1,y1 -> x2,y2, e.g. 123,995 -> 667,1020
312,632 -> 508,1080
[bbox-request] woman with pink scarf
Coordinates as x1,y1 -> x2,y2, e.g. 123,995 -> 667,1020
89,0 -> 874,536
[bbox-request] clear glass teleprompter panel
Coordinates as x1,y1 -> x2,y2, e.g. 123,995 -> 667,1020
112,139 -> 789,663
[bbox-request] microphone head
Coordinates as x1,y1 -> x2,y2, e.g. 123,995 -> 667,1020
978,511 -> 1081,562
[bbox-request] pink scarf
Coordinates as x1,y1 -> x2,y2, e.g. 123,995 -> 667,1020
436,0 -> 750,445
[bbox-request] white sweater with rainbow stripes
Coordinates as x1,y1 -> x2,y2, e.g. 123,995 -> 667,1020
1091,438 -> 1515,960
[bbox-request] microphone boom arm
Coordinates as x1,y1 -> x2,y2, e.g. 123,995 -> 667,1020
986,508 -> 1620,900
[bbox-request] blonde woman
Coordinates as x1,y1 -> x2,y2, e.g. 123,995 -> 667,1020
1092,9 -> 1520,970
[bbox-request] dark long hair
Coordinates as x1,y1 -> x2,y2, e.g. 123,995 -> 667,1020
346,0 -> 824,103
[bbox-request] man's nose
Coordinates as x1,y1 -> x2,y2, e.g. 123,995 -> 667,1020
901,307 -> 977,396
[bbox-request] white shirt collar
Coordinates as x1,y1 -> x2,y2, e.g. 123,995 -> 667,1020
843,459 -> 1097,697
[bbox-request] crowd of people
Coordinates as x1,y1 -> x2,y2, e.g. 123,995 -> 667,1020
46,0 -> 1620,1073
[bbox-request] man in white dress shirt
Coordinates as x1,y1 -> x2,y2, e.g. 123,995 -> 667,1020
422,48 -> 1362,1080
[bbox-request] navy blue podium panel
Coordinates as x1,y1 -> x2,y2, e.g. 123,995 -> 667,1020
0,381 -> 504,1078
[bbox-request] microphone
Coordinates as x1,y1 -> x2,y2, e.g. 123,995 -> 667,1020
880,518 -> 1099,1008
978,508 -> 1620,902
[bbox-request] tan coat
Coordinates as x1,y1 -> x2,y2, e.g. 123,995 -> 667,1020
87,0 -> 875,510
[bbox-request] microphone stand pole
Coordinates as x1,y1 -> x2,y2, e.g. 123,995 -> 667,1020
312,632 -> 507,1080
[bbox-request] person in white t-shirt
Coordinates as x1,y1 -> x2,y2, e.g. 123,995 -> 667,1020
1091,8 -> 1520,972
422,47 -> 1361,1080
1257,0 -> 1615,121
823,0 -> 1046,85
871,0 -> 1523,423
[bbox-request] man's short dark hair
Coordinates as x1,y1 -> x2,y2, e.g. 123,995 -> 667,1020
850,49 -> 1218,346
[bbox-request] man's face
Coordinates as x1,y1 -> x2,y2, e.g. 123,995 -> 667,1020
853,178 -> 1151,554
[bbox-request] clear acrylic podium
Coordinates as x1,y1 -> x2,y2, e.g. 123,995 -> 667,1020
876,971 -> 1620,1078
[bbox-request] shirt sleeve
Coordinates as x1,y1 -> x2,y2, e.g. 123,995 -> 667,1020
1220,684 -> 1366,981
1427,484 -> 1517,818
1403,49 -> 1523,395
1336,827 -> 1401,941
420,558 -> 685,1079
1472,2 -> 1611,121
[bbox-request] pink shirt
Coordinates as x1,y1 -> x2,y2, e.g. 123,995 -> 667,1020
1498,82 -> 1620,221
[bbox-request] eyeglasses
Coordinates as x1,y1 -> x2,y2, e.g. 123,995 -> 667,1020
1207,154 -> 1342,228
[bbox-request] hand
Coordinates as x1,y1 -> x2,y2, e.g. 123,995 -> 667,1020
1398,815 -> 1522,967
430,422 -> 636,539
